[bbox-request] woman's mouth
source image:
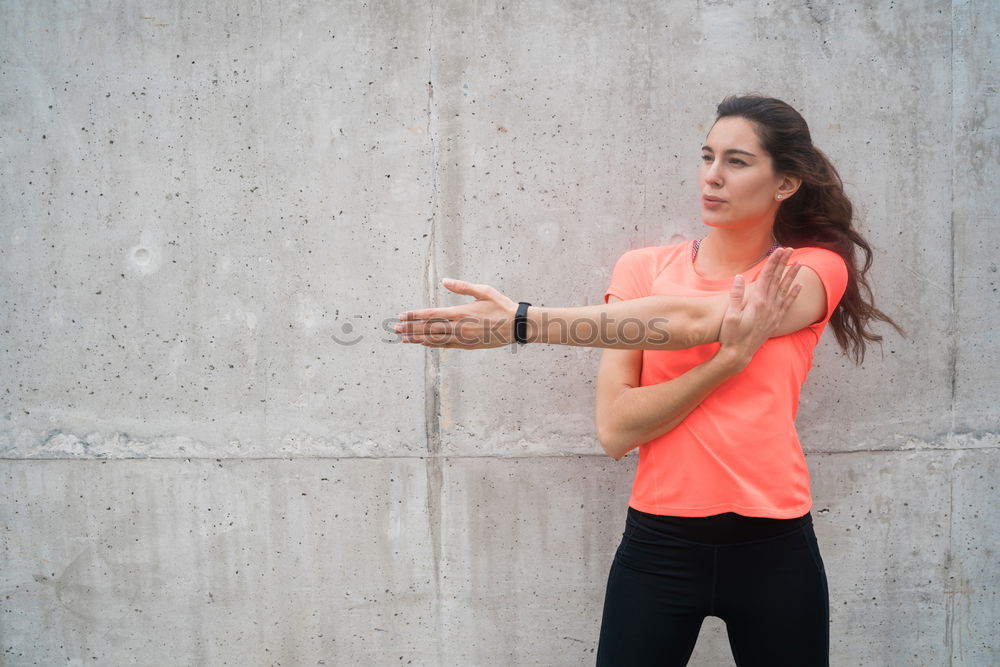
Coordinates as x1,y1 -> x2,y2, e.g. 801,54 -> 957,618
702,195 -> 726,209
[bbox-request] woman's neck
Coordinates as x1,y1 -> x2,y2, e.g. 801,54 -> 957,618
694,228 -> 778,280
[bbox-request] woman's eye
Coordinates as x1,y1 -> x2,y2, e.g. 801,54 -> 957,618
700,154 -> 712,163
729,159 -> 747,167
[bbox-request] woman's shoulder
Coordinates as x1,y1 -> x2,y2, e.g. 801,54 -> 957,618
788,246 -> 850,304
788,245 -> 849,275
789,245 -> 845,263
615,240 -> 691,264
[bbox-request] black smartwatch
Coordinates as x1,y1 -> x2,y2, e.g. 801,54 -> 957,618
514,302 -> 532,344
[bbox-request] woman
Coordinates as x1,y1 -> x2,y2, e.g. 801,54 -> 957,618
395,95 -> 901,665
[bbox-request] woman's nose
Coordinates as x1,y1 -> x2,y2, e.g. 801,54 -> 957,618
702,161 -> 722,186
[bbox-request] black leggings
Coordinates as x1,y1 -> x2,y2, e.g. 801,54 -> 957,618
596,507 -> 829,666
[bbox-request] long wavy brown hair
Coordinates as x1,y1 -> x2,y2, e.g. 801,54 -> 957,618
716,94 -> 905,365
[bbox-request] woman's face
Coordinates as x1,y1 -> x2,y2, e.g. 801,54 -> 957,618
699,116 -> 788,231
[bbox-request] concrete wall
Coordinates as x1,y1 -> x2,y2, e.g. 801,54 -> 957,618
1,0 -> 996,664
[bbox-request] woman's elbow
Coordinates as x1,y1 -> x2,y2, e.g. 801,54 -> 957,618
600,442 -> 625,460
596,426 -> 631,460
601,444 -> 627,461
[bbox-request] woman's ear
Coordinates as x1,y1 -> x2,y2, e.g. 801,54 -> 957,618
776,175 -> 802,200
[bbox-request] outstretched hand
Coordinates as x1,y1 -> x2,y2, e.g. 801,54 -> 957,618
394,279 -> 519,349
717,248 -> 803,370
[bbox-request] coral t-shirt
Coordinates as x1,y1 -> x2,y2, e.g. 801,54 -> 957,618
603,240 -> 848,519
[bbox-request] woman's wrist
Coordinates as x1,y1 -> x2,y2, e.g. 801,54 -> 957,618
712,345 -> 752,375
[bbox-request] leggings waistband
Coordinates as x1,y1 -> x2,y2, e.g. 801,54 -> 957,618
626,506 -> 813,546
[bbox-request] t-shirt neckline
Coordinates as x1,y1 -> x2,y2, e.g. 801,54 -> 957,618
685,238 -> 772,290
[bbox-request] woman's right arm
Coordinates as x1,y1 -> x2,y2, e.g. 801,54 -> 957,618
594,297 -> 747,459
594,274 -> 802,459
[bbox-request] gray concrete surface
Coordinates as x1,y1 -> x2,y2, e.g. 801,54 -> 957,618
1,0 -> 997,665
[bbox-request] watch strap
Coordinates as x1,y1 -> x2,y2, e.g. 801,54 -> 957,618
514,302 -> 532,344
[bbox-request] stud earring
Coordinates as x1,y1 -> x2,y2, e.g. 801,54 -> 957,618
776,194 -> 784,200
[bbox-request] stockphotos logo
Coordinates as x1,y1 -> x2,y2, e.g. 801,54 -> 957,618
383,312 -> 671,351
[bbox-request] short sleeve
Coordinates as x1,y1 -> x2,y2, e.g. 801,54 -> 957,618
604,248 -> 653,303
790,247 -> 849,325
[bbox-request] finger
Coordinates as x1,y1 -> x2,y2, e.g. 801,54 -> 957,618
751,251 -> 778,300
395,319 -> 456,335
777,283 -> 803,315
397,305 -> 467,322
728,274 -> 746,310
419,338 -> 466,349
767,247 -> 794,291
765,248 -> 796,299
403,333 -> 456,346
441,278 -> 494,301
777,262 -> 803,296
398,309 -> 434,322
758,247 -> 788,289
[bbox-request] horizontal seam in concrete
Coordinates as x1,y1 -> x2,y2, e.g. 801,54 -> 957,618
3,446 -> 998,462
